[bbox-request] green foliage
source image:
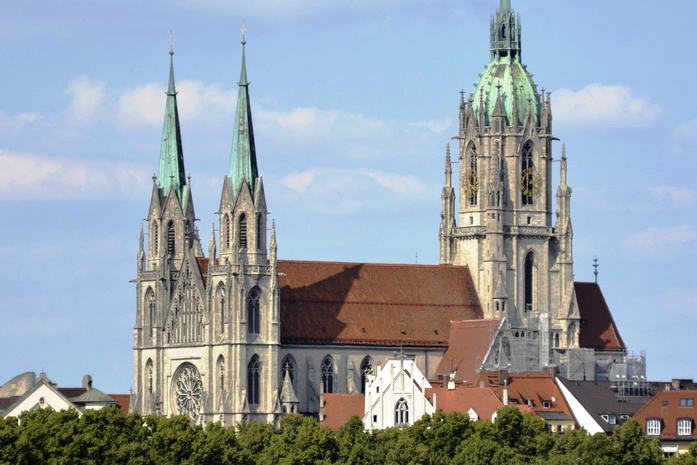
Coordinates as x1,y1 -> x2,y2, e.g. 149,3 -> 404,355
0,407 -> 684,465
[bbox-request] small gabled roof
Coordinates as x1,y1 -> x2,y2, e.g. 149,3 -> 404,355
426,386 -> 504,420
1,377 -> 77,418
575,282 -> 626,350
634,390 -> 697,441
435,319 -> 503,381
278,261 -> 483,346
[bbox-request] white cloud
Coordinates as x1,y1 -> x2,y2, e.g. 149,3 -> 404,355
621,224 -> 697,258
0,150 -> 151,200
278,167 -> 432,215
553,84 -> 661,127
64,76 -> 106,122
673,117 -> 697,156
256,106 -> 451,160
0,111 -> 43,134
117,80 -> 235,127
647,186 -> 697,210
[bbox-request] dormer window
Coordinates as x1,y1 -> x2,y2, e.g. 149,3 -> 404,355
646,418 -> 661,436
678,419 -> 692,436
542,401 -> 551,410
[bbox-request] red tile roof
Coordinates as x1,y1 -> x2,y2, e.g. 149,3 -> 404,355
278,261 -> 483,346
320,393 -> 364,431
108,394 -> 131,413
57,387 -> 86,398
575,282 -> 625,350
426,386 -> 504,420
197,258 -> 209,287
634,391 -> 697,441
0,397 -> 18,411
468,372 -> 573,420
435,319 -> 502,381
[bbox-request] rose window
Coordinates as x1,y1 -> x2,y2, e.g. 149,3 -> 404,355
174,364 -> 203,421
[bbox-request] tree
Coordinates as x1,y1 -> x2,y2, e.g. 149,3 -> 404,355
614,419 -> 665,465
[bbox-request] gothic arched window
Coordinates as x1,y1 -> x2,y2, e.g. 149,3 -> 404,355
216,284 -> 226,334
360,356 -> 374,394
247,288 -> 261,334
321,356 -> 335,394
281,354 -> 296,385
395,398 -> 409,426
467,145 -> 478,206
152,222 -> 159,255
554,333 -> 560,348
146,359 -> 153,395
167,221 -> 175,256
524,252 -> 534,312
239,214 -> 247,249
247,355 -> 261,405
223,214 -> 231,249
568,322 -> 576,347
521,142 -> 534,206
256,214 -> 262,250
146,288 -> 155,337
217,356 -> 225,406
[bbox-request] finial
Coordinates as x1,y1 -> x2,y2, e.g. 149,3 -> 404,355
187,173 -> 192,184
241,20 -> 247,45
562,143 -> 567,160
169,30 -> 174,55
593,257 -> 599,283
152,173 -> 157,184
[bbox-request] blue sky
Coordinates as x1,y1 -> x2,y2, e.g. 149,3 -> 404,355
1,0 -> 696,393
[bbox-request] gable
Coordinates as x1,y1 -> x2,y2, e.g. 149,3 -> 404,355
436,319 -> 502,380
2,382 -> 77,418
574,282 -> 625,350
278,261 -> 483,346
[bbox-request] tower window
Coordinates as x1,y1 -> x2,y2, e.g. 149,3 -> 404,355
568,322 -> 576,346
467,146 -> 478,206
522,143 -> 534,206
147,289 -> 155,337
239,214 -> 247,249
224,214 -> 231,249
256,214 -> 262,250
524,252 -> 534,312
217,284 -> 226,334
167,221 -> 175,256
152,222 -> 158,254
247,288 -> 260,334
321,356 -> 335,394
247,355 -> 261,405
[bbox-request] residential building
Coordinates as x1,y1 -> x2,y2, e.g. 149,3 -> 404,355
634,390 -> 697,457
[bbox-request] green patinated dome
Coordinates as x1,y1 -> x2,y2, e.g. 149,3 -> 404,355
472,55 -> 540,127
471,0 -> 540,127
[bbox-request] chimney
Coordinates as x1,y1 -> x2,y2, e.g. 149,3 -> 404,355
503,379 -> 509,406
82,374 -> 93,390
543,365 -> 558,378
498,369 -> 508,386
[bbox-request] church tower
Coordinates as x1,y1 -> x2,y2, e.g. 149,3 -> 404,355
440,0 -> 580,366
134,31 -> 281,425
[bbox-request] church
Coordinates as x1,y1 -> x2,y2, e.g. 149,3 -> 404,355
132,0 -> 630,425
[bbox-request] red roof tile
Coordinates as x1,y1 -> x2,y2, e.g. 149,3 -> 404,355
435,319 -> 502,381
108,394 -> 131,413
575,282 -> 625,350
320,393 -> 364,431
634,391 -> 697,441
278,261 -> 483,346
427,386 -> 504,420
197,258 -> 209,287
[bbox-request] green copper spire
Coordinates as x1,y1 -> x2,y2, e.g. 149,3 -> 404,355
157,37 -> 187,205
228,22 -> 258,200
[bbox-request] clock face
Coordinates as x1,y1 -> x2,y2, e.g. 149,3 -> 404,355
519,168 -> 542,198
463,168 -> 479,200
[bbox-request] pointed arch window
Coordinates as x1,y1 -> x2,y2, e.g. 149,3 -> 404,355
395,398 -> 409,426
167,221 -> 175,256
281,354 -> 296,385
247,355 -> 261,405
224,214 -> 231,249
152,222 -> 159,255
216,284 -> 226,334
146,359 -> 153,395
568,322 -> 576,346
524,252 -> 534,312
239,214 -> 247,249
360,356 -> 374,394
321,356 -> 335,394
217,356 -> 225,407
521,142 -> 534,206
146,288 -> 156,337
256,214 -> 262,250
466,145 -> 478,206
247,288 -> 261,334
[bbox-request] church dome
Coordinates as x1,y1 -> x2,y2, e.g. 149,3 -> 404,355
471,0 -> 540,127
471,55 -> 540,127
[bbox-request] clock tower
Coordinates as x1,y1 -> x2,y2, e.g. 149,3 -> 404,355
439,0 -> 579,363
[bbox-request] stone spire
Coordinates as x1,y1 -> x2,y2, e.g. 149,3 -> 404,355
228,22 -> 259,201
157,39 -> 187,205
208,221 -> 216,262
445,144 -> 452,187
491,0 -> 521,61
138,223 -> 145,272
270,220 -> 277,266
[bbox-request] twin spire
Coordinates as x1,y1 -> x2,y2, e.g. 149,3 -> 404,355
156,25 -> 259,204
